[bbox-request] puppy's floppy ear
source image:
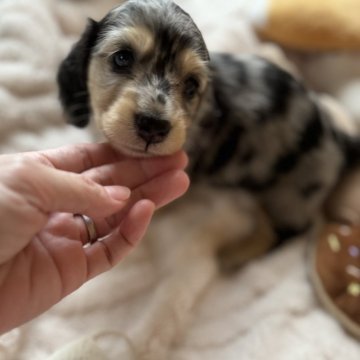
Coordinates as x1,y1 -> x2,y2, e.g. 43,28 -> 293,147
172,3 -> 210,62
57,19 -> 99,127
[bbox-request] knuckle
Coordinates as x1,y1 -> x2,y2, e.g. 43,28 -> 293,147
99,241 -> 114,266
9,156 -> 37,178
7,158 -> 45,195
80,175 -> 106,198
76,145 -> 95,171
5,157 -> 47,210
81,175 -> 99,189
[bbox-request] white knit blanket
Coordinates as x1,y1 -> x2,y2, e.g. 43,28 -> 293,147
0,1 -> 359,359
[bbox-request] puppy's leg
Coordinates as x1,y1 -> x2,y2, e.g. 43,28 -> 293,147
131,245 -> 217,360
217,207 -> 276,273
129,188 -> 256,360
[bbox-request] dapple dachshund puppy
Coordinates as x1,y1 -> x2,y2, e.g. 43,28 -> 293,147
58,0 -> 359,248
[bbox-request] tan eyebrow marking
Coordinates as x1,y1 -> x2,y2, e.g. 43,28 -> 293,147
177,48 -> 209,89
95,26 -> 155,58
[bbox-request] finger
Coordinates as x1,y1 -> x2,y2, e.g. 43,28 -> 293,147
73,169 -> 189,242
107,169 -> 189,227
131,169 -> 190,209
83,151 -> 188,190
46,212 -> 112,246
17,162 -> 131,218
27,143 -> 125,173
85,200 -> 155,279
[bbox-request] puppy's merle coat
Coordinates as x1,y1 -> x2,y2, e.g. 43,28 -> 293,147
57,0 -> 360,247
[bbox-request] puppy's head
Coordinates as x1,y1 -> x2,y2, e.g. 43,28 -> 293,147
58,0 -> 210,156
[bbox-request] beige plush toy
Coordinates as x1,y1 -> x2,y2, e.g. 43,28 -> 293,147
257,0 -> 360,50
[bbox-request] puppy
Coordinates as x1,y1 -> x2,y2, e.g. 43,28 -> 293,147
57,0 -> 360,357
58,0 -> 359,244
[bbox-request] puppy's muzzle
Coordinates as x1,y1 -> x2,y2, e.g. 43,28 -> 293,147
135,114 -> 171,145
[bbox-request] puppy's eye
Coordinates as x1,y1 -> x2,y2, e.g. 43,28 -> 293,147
112,50 -> 134,71
184,76 -> 199,100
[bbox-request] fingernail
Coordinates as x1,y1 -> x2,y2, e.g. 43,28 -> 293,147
106,186 -> 131,201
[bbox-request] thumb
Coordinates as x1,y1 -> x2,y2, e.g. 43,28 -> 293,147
20,162 -> 130,218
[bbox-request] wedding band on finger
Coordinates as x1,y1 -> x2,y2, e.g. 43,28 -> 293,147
75,214 -> 98,244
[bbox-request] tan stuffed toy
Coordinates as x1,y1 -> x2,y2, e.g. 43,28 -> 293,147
257,0 -> 360,50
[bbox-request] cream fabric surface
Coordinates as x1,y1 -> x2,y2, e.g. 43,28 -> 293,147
0,0 -> 360,359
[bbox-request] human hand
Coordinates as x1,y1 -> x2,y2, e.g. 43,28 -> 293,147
0,143 -> 189,334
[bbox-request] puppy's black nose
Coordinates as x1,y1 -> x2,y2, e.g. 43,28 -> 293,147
135,114 -> 171,144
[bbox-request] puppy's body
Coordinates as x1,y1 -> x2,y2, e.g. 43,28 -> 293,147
187,53 -> 351,240
57,0 -> 360,247
58,0 -> 360,242
57,1 -> 360,357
